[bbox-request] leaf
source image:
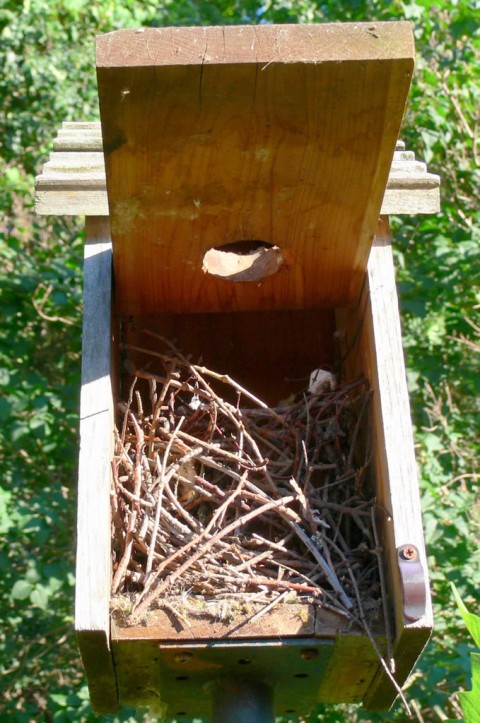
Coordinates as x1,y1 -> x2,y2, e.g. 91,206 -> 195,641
452,584 -> 480,647
11,580 -> 33,601
49,692 -> 68,707
458,652 -> 480,723
30,585 -> 50,610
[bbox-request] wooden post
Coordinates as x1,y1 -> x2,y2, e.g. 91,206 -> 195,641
210,678 -> 275,723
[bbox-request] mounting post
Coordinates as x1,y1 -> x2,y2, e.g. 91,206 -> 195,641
209,678 -> 275,723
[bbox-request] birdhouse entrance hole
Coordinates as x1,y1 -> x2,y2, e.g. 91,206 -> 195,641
202,240 -> 285,283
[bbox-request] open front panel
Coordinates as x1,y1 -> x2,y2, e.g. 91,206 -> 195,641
97,23 -> 414,316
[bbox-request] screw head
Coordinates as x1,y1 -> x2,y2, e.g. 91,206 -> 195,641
300,648 -> 319,661
399,544 -> 419,562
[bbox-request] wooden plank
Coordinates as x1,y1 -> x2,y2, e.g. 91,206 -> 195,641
35,123 -> 440,217
335,217 -> 433,708
96,23 -> 415,315
111,603 -> 318,641
75,216 -> 118,713
316,633 -> 381,704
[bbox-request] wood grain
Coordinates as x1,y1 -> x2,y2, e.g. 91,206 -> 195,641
120,307 -> 336,407
75,217 -> 118,713
96,23 -> 414,314
336,217 -> 433,708
35,122 -> 441,217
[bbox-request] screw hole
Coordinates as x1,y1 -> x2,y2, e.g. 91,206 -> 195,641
237,658 -> 252,665
294,672 -> 309,678
175,675 -> 190,681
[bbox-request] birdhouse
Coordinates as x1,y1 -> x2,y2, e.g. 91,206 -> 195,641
35,23 -> 440,720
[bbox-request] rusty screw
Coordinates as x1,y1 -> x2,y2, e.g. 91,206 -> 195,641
399,544 -> 419,562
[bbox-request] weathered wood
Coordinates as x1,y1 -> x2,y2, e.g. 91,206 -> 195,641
95,23 -> 415,315
316,633 -> 381,704
336,217 -> 433,708
35,122 -> 441,217
75,217 -> 118,713
112,603 -> 317,641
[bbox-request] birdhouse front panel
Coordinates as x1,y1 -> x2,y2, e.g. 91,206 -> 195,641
96,24 -> 414,315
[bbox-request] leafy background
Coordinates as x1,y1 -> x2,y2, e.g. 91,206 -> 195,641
0,0 -> 478,721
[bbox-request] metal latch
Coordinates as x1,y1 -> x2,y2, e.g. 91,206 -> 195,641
397,544 -> 427,622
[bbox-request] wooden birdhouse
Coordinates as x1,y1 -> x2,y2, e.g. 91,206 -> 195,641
35,23 -> 440,720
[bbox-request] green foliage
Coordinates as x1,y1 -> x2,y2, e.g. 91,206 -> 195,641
0,0 -> 478,721
448,585 -> 480,722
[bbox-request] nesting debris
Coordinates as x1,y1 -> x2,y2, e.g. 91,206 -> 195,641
110,334 -> 385,633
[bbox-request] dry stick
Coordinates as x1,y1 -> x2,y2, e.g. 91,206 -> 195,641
236,590 -> 291,627
214,575 -> 323,597
167,357 -> 277,490
158,426 -> 257,470
132,494 -> 296,620
127,329 -> 285,425
347,387 -> 373,470
114,357 -> 379,628
111,412 -> 144,594
110,458 -> 126,542
193,363 -> 285,424
162,477 -> 203,532
371,506 -> 395,674
120,377 -> 137,445
204,470 -> 248,535
138,469 -> 248,602
324,535 -> 411,715
146,416 -> 185,577
286,521 -> 353,610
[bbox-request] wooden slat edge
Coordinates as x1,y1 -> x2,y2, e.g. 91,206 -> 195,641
360,219 -> 432,708
96,23 -> 414,67
77,630 -> 118,714
363,624 -> 431,710
75,216 -> 117,711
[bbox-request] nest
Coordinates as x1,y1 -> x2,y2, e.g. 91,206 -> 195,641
110,333 -> 387,635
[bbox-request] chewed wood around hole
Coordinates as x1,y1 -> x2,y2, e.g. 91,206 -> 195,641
202,240 -> 288,282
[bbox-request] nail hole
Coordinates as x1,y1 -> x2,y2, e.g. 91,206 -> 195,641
176,712 -> 187,716
285,710 -> 296,713
294,673 -> 309,678
202,240 -> 285,282
237,658 -> 252,665
175,675 -> 190,681
174,652 -> 193,663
